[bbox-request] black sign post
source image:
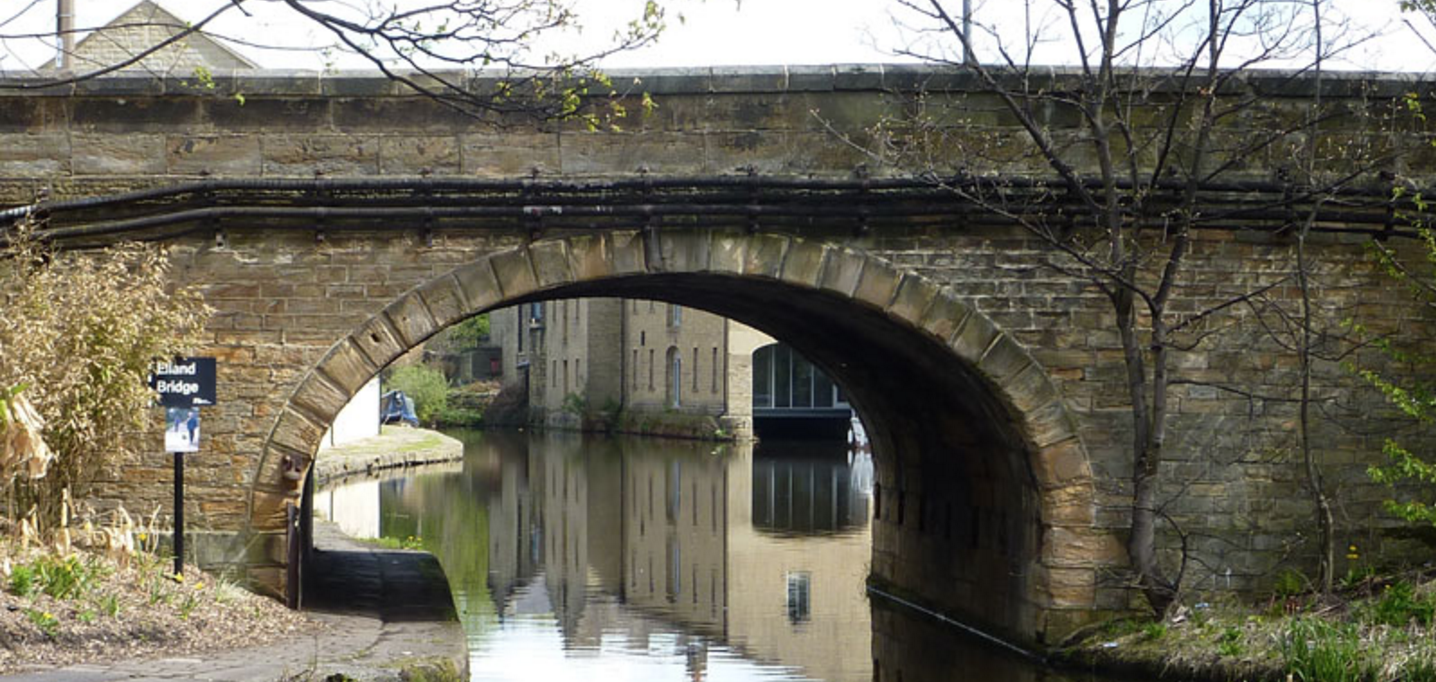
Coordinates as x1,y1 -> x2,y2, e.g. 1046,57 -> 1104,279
173,451 -> 183,578
151,357 -> 217,578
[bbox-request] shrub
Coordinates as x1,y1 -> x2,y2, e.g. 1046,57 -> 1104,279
0,222 -> 209,532
387,365 -> 448,426
434,404 -> 483,427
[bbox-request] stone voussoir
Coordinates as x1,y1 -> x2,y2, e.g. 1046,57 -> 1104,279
418,273 -> 470,329
315,339 -> 378,395
351,314 -> 408,369
530,239 -> 575,288
386,292 -> 440,347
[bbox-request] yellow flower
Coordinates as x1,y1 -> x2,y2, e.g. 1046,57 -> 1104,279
172,573 -> 184,582
194,582 -> 205,590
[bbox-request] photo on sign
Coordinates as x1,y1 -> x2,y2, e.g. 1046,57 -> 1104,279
165,407 -> 200,454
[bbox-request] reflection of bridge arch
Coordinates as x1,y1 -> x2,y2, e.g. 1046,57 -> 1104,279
257,230 -> 1104,645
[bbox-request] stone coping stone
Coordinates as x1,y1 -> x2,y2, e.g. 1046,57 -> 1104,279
0,64 -> 1421,99
312,426 -> 463,488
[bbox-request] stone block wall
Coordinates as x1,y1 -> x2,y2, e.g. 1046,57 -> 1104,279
0,66 -> 1433,644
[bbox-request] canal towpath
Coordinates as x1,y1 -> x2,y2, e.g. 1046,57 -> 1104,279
0,427 -> 469,682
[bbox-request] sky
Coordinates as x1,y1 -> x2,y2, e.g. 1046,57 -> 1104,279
0,0 -> 1433,74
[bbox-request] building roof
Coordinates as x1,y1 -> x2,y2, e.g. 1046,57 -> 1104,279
64,0 -> 257,74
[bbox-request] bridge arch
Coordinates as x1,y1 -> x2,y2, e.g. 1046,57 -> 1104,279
250,229 -> 1112,644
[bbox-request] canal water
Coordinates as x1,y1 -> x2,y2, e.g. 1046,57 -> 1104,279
314,429 -> 1102,682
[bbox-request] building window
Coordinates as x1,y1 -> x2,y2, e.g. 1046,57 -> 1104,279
669,304 -> 682,327
786,572 -> 811,623
751,343 -> 843,411
516,308 -> 524,352
753,345 -> 772,408
575,358 -> 582,389
648,349 -> 655,391
666,537 -> 681,604
666,347 -> 681,408
692,347 -> 699,392
531,302 -> 544,322
712,347 -> 719,393
563,359 -> 569,394
632,349 -> 639,389
551,360 -> 557,387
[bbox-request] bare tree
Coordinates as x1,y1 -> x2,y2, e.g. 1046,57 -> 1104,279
0,0 -> 664,123
879,0 -> 1385,614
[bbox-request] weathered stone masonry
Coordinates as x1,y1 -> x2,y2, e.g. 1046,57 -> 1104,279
0,65 -> 1432,647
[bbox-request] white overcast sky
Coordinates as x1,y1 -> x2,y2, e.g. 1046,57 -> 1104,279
0,0 -> 1433,74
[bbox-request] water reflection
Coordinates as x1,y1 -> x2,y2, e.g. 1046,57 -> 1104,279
316,431 -> 1091,682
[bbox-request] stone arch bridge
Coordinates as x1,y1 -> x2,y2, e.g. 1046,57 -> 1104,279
0,66 -> 1429,647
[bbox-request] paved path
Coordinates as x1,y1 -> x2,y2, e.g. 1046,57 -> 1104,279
1,523 -> 469,682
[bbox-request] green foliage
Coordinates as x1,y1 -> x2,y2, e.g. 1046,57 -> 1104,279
1217,626 -> 1244,657
99,592 -> 120,618
434,404 -> 484,427
9,554 -> 99,600
1357,581 -> 1436,627
1345,185 -> 1436,527
1280,618 -> 1376,682
179,592 -> 198,620
1404,657 -> 1436,682
26,608 -> 58,637
363,535 -> 424,551
9,564 -> 35,596
445,315 -> 490,352
1140,621 -> 1167,641
1341,568 -> 1375,591
33,554 -> 96,600
387,365 -> 449,426
1275,569 -> 1309,598
561,392 -> 587,416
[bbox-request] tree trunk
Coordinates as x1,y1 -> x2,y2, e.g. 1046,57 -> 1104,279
1115,281 -> 1176,614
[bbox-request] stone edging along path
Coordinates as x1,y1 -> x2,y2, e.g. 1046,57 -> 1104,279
312,426 -> 464,487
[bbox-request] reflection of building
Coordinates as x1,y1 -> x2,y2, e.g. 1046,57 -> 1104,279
490,300 -> 852,440
312,479 -> 380,539
493,436 -> 874,682
321,433 -> 876,682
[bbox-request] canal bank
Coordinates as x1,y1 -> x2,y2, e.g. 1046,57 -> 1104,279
1048,573 -> 1436,682
313,425 -> 464,486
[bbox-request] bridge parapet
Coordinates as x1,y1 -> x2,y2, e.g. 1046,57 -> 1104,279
0,65 -> 1429,201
